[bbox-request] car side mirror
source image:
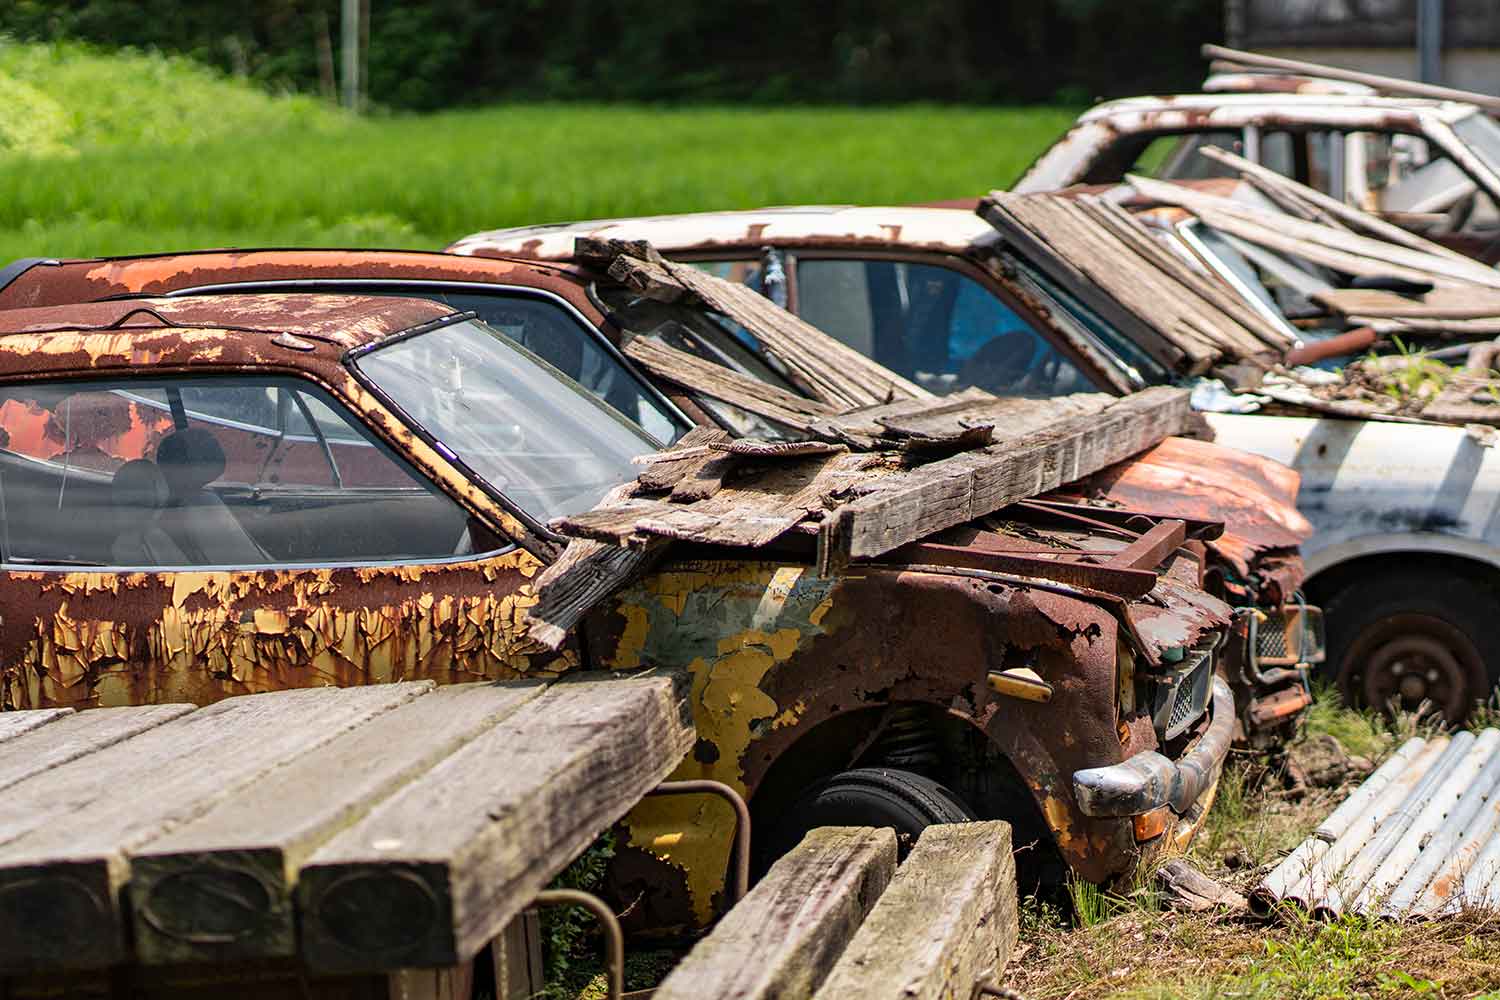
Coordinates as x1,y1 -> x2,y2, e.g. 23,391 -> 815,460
1348,274 -> 1434,296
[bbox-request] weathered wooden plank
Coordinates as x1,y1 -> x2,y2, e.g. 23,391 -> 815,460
0,704 -> 195,794
1127,172 -> 1500,289
1081,196 -> 1294,351
0,708 -> 72,746
523,538 -> 665,649
297,671 -> 694,973
1315,286 -> 1500,320
606,248 -> 931,409
622,335 -> 834,430
978,195 -> 1193,373
652,826 -> 898,1000
636,425 -> 732,492
127,682 -> 550,966
0,683 -> 431,972
491,910 -> 544,1000
811,821 -> 1018,1000
1196,145 -> 1477,264
824,387 -> 1191,566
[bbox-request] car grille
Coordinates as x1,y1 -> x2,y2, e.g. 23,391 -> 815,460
1150,639 -> 1217,742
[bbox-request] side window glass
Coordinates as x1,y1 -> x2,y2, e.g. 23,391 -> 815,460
689,259 -> 764,295
795,259 -> 1100,397
0,377 -> 492,569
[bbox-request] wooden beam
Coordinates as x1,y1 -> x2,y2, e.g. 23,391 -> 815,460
812,821 -> 1018,1000
0,705 -> 194,794
297,671 -> 694,973
1196,145 -> 1476,263
0,684 -> 431,972
127,683 -> 550,966
823,386 -> 1191,567
0,708 -> 72,746
652,826 -> 897,1000
1127,172 -> 1500,289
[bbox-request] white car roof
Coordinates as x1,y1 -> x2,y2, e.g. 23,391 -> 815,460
448,205 -> 996,260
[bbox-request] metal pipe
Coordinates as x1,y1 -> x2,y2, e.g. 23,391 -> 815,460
1201,43 -> 1500,114
1252,737 -> 1427,913
1351,728 -> 1500,914
533,889 -> 623,1000
1418,0 -> 1445,86
1387,734 -> 1500,917
645,779 -> 751,904
1282,737 -> 1449,911
1312,732 -> 1475,919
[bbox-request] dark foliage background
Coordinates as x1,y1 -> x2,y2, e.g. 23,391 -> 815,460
2,0 -> 1223,110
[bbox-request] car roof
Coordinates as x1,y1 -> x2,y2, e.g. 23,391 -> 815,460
0,293 -> 455,376
1075,91 -> 1474,125
448,205 -> 997,260
0,249 -> 590,311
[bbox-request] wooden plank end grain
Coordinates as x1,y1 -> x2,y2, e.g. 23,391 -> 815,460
812,821 -> 1018,1000
653,826 -> 897,1000
297,671 -> 694,974
128,682 -> 550,967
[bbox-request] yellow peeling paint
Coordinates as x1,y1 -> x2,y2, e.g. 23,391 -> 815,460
771,699 -> 807,730
1043,794 -> 1076,852
4,548 -> 567,710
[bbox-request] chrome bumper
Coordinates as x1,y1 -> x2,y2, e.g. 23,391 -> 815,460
1072,677 -> 1234,818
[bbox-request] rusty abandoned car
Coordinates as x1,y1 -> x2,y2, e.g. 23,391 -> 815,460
445,213 -> 1327,733
0,286 -> 1258,934
0,248 -> 1320,744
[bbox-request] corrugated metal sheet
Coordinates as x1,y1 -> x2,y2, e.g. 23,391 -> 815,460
1254,729 -> 1500,918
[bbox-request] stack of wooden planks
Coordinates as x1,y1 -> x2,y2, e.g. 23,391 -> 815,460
525,384 -> 1194,647
979,188 -> 1294,378
0,673 -> 692,995
1127,153 -> 1500,340
651,821 -> 1019,1000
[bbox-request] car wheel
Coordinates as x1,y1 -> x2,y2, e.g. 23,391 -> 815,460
760,767 -> 976,867
1324,571 -> 1500,722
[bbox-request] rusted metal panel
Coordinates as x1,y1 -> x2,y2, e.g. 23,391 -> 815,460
1255,730 -> 1500,919
0,250 -> 595,313
0,549 -> 575,711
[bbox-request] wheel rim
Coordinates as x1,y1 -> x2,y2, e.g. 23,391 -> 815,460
1339,613 -> 1487,721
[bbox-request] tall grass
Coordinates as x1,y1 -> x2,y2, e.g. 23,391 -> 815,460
0,41 -> 1079,261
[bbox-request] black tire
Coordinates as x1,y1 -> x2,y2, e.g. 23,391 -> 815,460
1322,570 -> 1500,722
759,767 -> 976,869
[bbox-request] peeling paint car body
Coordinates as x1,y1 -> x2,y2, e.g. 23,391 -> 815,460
1012,92 -> 1500,263
447,211 -> 1322,741
0,272 -> 1240,932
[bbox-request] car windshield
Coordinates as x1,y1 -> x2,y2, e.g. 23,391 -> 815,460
1452,112 -> 1500,181
355,318 -> 655,524
594,283 -> 800,438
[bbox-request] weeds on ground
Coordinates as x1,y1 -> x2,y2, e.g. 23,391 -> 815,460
1010,689 -> 1500,1000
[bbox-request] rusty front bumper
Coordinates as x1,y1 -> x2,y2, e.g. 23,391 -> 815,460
1072,677 -> 1234,818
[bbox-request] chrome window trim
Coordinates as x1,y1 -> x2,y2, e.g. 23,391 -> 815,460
0,542 -> 519,575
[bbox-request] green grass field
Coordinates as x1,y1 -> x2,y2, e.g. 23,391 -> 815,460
0,40 -> 1078,261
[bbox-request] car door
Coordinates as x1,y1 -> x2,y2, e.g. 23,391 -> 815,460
0,370 -> 574,710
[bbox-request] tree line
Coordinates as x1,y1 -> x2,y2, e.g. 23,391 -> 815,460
2,1 -> 1223,111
